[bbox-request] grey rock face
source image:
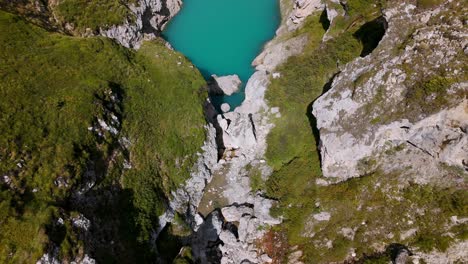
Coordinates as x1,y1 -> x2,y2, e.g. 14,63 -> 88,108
101,0 -> 182,49
415,240 -> 468,264
252,34 -> 308,72
168,121 -> 220,227
221,205 -> 254,222
312,2 -> 468,182
287,0 -> 323,31
210,75 -> 242,96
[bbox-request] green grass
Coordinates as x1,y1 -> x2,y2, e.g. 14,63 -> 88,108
55,0 -> 135,31
246,163 -> 266,192
262,0 -> 467,262
320,175 -> 464,258
278,172 -> 467,263
263,31 -> 362,261
0,0 -> 135,32
417,0 -> 444,9
263,2 -> 371,255
0,10 -> 206,262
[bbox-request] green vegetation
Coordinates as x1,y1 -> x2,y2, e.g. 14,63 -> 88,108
272,172 -> 467,263
0,10 -> 206,262
0,0 -> 135,32
264,9 -> 364,260
417,0 -> 444,9
263,0 -> 467,262
55,0 -> 135,31
405,75 -> 454,114
173,247 -> 195,264
246,163 -> 265,192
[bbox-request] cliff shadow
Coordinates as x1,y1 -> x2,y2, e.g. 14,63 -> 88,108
319,8 -> 330,31
306,102 -> 321,160
353,16 -> 388,57
306,72 -> 340,166
70,185 -> 153,263
360,243 -> 412,263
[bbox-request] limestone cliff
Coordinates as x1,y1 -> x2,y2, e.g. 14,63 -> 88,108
313,1 -> 467,183
101,0 -> 182,48
258,0 -> 467,263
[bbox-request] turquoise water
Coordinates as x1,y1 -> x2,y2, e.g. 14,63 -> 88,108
162,0 -> 280,108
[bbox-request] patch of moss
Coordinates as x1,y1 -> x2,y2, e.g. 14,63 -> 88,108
405,75 -> 453,111
417,0 -> 444,9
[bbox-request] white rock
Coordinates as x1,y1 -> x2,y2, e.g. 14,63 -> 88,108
221,103 -> 231,113
72,214 -> 91,231
312,3 -> 468,181
211,74 -> 242,96
313,212 -> 331,221
101,0 -> 182,49
221,205 -> 254,222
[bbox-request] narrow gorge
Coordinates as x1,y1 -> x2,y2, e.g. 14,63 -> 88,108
0,0 -> 466,264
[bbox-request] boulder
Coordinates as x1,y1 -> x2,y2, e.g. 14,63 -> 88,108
221,205 -> 254,222
210,75 -> 242,96
220,103 -> 230,113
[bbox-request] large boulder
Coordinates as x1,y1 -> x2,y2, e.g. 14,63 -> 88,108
220,103 -> 230,113
209,74 -> 242,96
221,205 -> 254,222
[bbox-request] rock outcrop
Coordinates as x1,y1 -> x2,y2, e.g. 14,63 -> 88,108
101,0 -> 182,48
164,120 -> 219,229
191,2 -> 325,261
312,2 -> 468,182
209,74 -> 242,96
221,103 -> 231,113
285,0 -> 323,32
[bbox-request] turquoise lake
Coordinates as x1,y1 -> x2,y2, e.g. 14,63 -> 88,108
162,0 -> 280,108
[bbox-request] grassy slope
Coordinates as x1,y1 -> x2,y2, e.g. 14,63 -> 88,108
1,0 -> 136,32
261,0 -> 467,262
0,10 -> 206,263
54,0 -> 137,31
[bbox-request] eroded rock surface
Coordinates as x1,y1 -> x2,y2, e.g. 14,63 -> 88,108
287,0 -> 323,31
101,0 -> 182,48
313,2 -> 468,182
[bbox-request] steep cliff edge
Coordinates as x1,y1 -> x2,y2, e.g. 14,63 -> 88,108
1,0 -> 467,263
313,1 -> 467,183
1,0 -> 181,48
0,9 -> 207,263
258,0 -> 467,263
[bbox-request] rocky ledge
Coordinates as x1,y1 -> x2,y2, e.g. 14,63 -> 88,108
209,74 -> 242,96
313,1 -> 468,183
101,0 -> 182,48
